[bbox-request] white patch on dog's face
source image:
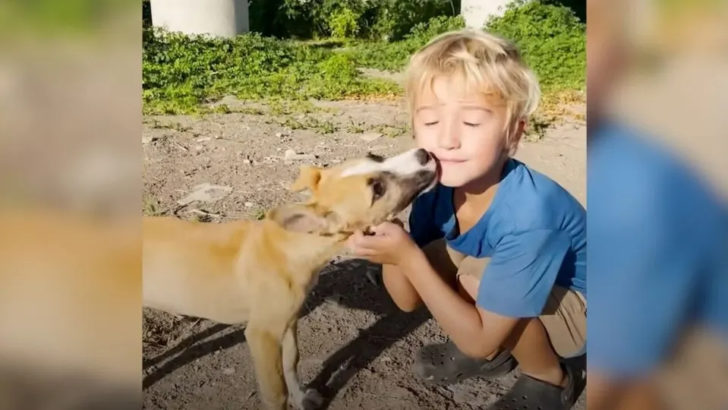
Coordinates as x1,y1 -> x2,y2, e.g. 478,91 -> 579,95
341,148 -> 435,178
280,149 -> 439,234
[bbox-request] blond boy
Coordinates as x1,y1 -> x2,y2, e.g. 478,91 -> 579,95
348,30 -> 586,409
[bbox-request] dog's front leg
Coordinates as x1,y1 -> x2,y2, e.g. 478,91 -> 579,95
282,321 -> 323,410
245,325 -> 287,410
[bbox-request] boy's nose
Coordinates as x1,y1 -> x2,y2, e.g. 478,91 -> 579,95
438,122 -> 461,149
438,134 -> 461,149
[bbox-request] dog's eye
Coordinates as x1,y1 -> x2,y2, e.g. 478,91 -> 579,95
368,178 -> 386,202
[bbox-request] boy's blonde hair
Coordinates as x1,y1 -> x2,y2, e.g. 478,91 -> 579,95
405,29 -> 541,147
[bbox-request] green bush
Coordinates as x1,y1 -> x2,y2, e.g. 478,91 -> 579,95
485,0 -> 585,91
363,0 -> 459,41
248,0 -> 458,40
143,1 -> 585,116
329,7 -> 360,38
348,15 -> 465,71
142,28 -> 399,114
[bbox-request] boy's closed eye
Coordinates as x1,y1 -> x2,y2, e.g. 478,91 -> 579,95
415,107 -> 439,126
461,109 -> 490,128
419,116 -> 439,127
419,115 -> 439,126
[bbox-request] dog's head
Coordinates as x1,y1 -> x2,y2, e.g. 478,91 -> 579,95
268,148 -> 437,235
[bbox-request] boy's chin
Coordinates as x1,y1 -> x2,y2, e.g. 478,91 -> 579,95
438,173 -> 470,188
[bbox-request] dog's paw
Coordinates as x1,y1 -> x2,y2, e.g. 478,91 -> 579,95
299,388 -> 323,410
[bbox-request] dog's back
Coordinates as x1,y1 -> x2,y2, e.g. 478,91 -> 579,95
143,216 -> 256,323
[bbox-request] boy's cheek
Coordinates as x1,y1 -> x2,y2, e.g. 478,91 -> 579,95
413,128 -> 436,146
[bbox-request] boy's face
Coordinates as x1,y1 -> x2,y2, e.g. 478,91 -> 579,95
413,76 -> 516,188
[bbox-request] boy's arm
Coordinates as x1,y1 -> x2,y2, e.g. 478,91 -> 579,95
349,222 -> 520,358
381,264 -> 422,312
379,216 -> 427,313
352,223 -> 572,359
400,250 -> 519,358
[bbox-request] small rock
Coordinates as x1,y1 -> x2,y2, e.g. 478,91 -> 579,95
195,136 -> 212,142
365,270 -> 381,287
142,135 -> 157,144
284,149 -> 317,163
222,367 -> 235,375
177,183 -> 233,205
242,159 -> 252,165
359,132 -> 382,142
218,95 -> 239,105
244,202 -> 254,208
284,149 -> 297,160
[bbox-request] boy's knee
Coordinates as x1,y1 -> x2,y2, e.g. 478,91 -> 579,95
394,299 -> 421,313
457,342 -> 501,360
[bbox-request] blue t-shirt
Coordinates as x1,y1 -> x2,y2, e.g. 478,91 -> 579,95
409,158 -> 587,318
588,121 -> 728,378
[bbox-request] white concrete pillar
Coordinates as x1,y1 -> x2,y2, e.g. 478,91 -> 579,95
150,0 -> 249,38
461,0 -> 515,28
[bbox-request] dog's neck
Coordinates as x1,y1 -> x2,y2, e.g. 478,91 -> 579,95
261,219 -> 349,286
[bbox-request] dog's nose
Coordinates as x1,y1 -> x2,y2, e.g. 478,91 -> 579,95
415,149 -> 431,165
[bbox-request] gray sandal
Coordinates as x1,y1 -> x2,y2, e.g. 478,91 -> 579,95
487,364 -> 578,410
413,340 -> 516,385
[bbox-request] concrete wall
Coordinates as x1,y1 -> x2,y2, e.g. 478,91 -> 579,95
150,0 -> 249,38
461,0 -> 514,28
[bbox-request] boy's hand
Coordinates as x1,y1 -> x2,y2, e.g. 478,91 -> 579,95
347,220 -> 420,266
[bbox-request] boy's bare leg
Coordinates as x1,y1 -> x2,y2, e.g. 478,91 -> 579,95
504,318 -> 565,387
459,274 -> 564,386
457,274 -> 499,360
410,244 -> 516,384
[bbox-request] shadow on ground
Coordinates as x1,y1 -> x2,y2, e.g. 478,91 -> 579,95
142,258 -> 430,406
142,258 -> 586,408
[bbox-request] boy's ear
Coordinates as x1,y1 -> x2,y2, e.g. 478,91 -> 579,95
290,165 -> 322,193
267,204 -> 340,234
508,119 -> 527,154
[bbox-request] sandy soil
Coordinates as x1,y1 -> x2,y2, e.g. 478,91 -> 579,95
142,98 -> 586,410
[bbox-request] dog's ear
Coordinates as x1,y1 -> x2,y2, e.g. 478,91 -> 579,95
290,166 -> 322,193
267,204 -> 340,234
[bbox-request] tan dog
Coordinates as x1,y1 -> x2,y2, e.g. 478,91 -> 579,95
143,148 -> 437,409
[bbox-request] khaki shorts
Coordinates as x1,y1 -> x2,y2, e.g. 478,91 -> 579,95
423,239 -> 587,358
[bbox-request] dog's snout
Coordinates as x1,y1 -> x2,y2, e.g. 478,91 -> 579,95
415,169 -> 436,181
415,149 -> 431,166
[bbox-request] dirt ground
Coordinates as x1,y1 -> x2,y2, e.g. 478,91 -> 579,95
142,98 -> 586,410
